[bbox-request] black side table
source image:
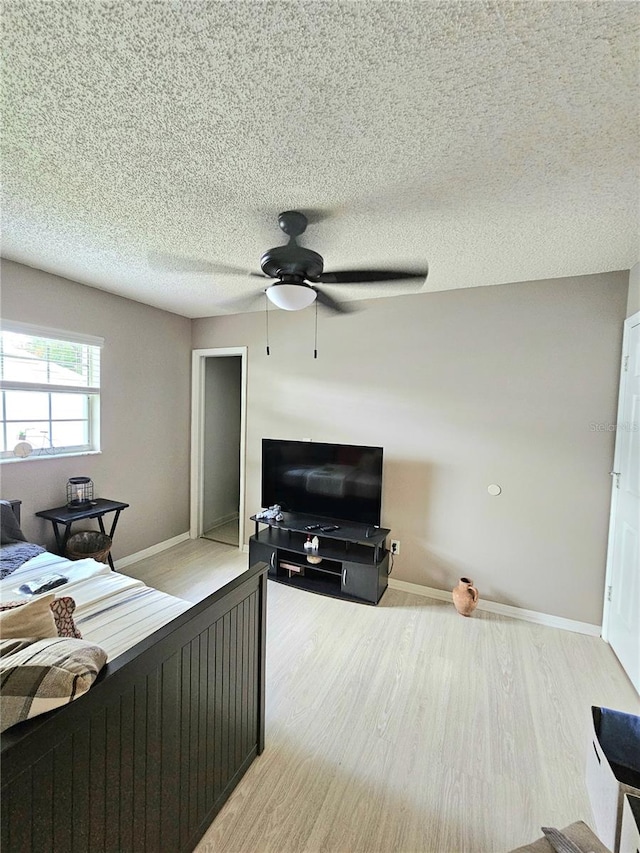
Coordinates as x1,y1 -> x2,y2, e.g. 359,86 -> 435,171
36,499 -> 129,571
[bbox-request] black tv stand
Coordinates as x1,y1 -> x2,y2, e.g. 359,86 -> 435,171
249,512 -> 390,605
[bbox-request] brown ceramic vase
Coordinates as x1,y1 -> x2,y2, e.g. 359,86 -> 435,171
452,577 -> 479,616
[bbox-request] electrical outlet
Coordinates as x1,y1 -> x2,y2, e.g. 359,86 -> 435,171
390,540 -> 400,555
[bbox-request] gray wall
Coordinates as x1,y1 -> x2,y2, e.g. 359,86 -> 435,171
0,259 -> 192,559
203,356 -> 241,531
193,271 -> 629,625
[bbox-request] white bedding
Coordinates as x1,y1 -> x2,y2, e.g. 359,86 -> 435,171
0,551 -> 191,661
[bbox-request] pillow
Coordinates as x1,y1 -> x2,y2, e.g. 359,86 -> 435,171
541,827 -> 587,853
0,596 -> 82,639
0,501 -> 26,545
49,597 -> 82,639
0,636 -> 107,732
509,821 -> 612,853
0,594 -> 57,639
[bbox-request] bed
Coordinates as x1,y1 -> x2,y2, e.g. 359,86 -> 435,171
1,500 -> 267,853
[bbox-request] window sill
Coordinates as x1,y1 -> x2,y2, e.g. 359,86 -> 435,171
1,450 -> 102,464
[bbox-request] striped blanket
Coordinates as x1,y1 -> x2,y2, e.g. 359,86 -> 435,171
0,551 -> 191,661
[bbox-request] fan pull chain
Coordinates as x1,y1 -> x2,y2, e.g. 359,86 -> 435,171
314,299 -> 318,359
265,292 -> 270,356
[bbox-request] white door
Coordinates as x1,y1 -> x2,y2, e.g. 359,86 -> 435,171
603,311 -> 640,693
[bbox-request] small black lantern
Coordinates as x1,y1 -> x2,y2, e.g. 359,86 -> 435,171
67,476 -> 94,507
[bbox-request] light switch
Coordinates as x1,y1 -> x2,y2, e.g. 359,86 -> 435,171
488,484 -> 502,496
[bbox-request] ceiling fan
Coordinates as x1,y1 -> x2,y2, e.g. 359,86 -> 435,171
151,210 -> 429,314
253,210 -> 429,313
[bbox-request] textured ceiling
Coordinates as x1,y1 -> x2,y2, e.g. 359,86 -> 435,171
2,0 -> 639,318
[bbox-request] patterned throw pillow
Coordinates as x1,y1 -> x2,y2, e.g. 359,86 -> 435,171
0,596 -> 82,639
48,597 -> 82,639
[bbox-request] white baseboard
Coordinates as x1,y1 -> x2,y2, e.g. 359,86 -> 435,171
388,578 -> 602,637
242,543 -> 249,554
115,532 -> 190,570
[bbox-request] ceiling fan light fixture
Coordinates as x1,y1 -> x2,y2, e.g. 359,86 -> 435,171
266,283 -> 317,311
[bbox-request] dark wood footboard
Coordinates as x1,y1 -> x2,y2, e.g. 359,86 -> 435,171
1,561 -> 268,853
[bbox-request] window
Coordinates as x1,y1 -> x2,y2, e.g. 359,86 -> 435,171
0,323 -> 102,460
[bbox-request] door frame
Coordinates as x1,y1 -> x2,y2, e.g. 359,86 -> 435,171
190,347 -> 248,547
601,310 -> 639,640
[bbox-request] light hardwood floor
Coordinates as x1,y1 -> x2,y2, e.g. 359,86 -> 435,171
125,539 -> 639,853
123,536 -> 248,602
203,518 -> 240,547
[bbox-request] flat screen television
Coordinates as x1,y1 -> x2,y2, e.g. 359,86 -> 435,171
261,439 -> 383,526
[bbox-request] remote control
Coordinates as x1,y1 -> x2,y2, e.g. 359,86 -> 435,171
19,574 -> 68,595
320,524 -> 340,532
304,524 -> 321,530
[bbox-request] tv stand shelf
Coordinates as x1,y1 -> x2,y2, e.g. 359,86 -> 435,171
249,513 -> 390,605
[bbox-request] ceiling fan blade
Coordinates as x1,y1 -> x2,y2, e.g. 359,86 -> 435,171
314,287 -> 355,314
217,291 -> 266,312
148,251 -> 255,277
317,266 -> 428,285
300,206 -> 343,225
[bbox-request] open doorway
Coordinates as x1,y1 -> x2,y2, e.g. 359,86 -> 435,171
190,347 -> 247,549
202,355 -> 241,544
